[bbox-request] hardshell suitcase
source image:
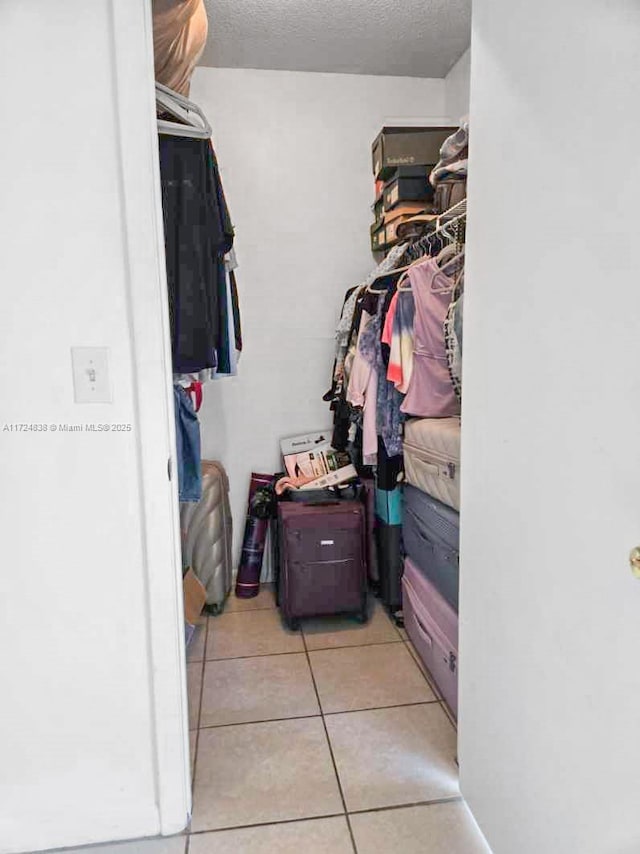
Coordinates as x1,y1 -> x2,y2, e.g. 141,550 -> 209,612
403,417 -> 461,511
180,460 -> 233,615
403,484 -> 460,612
402,556 -> 459,717
278,501 -> 368,630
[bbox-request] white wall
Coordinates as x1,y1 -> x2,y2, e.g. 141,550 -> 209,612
445,48 -> 471,122
0,2 -> 189,852
459,1 -> 640,852
190,67 -> 447,563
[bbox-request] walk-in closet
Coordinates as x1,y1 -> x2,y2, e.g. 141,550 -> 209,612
3,2 -> 640,854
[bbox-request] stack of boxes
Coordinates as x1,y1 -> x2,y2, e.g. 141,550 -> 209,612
370,126 -> 457,253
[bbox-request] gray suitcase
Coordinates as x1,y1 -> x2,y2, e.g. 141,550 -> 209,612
180,460 -> 233,615
403,484 -> 459,612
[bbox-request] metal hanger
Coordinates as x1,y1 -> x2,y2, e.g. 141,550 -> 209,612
156,82 -> 212,139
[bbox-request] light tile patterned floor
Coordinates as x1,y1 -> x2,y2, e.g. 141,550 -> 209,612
62,587 -> 488,853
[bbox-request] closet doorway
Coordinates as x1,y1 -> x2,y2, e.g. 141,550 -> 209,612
173,1 -> 640,852
2,2 -> 640,854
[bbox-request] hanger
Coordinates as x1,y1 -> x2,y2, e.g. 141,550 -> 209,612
397,254 -> 431,291
366,261 -> 412,293
156,82 -> 212,139
435,244 -> 459,269
367,268 -> 406,294
436,249 -> 465,292
397,270 -> 412,292
397,246 -> 464,294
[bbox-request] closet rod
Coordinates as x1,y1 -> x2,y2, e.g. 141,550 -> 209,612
438,198 -> 467,223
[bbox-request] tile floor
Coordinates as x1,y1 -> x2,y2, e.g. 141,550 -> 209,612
63,587 -> 490,853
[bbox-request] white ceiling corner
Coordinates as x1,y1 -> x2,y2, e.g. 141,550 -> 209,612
200,0 -> 471,78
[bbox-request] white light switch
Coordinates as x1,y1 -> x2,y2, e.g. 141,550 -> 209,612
71,347 -> 112,404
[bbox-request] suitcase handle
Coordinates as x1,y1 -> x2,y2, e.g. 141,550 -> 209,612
415,458 -> 456,481
413,614 -> 434,648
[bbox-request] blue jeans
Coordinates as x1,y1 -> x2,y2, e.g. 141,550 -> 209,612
174,386 -> 202,502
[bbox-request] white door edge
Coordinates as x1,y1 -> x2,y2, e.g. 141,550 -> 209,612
109,0 -> 191,834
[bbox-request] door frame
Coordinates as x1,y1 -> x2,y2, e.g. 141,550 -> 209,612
109,0 -> 191,834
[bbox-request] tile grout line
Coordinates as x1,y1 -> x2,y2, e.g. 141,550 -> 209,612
196,697 -> 444,733
222,604 -> 277,614
347,794 -> 464,816
194,637 -> 405,665
304,638 -> 404,652
324,699 -> 441,717
185,796 -> 465,840
199,713 -> 321,731
301,629 -> 359,854
187,812 -> 347,838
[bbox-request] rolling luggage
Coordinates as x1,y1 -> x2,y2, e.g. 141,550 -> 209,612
403,556 -> 459,717
180,460 -> 233,615
403,484 -> 460,612
277,501 -> 368,631
403,417 -> 461,511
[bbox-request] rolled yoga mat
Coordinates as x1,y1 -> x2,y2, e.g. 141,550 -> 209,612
235,472 -> 275,598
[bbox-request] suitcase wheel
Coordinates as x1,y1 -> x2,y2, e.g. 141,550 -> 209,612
206,602 -> 224,617
355,607 -> 369,625
287,617 -> 301,632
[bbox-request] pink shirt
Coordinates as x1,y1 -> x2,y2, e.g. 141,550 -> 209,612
401,257 -> 461,418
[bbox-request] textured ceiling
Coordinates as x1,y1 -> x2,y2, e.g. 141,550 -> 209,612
200,0 -> 471,78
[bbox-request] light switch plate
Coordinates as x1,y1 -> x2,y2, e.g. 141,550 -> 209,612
71,347 -> 112,404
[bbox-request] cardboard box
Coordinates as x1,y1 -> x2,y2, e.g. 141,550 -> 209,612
383,173 -> 434,211
183,567 -> 206,626
383,201 -> 430,224
280,430 -> 357,491
373,195 -> 384,224
372,126 -> 457,180
370,221 -> 386,252
280,430 -> 333,478
298,464 -> 358,490
384,208 -> 437,246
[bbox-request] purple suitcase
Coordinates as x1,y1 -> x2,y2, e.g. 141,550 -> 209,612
278,501 -> 368,630
402,556 -> 458,717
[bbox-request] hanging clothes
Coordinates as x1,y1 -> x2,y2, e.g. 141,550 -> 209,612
213,259 -> 239,379
159,135 -> 234,374
173,384 -> 202,502
346,299 -> 379,464
357,300 -> 404,459
385,288 -> 416,394
227,248 -> 243,355
333,242 -> 408,388
401,257 -> 461,418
